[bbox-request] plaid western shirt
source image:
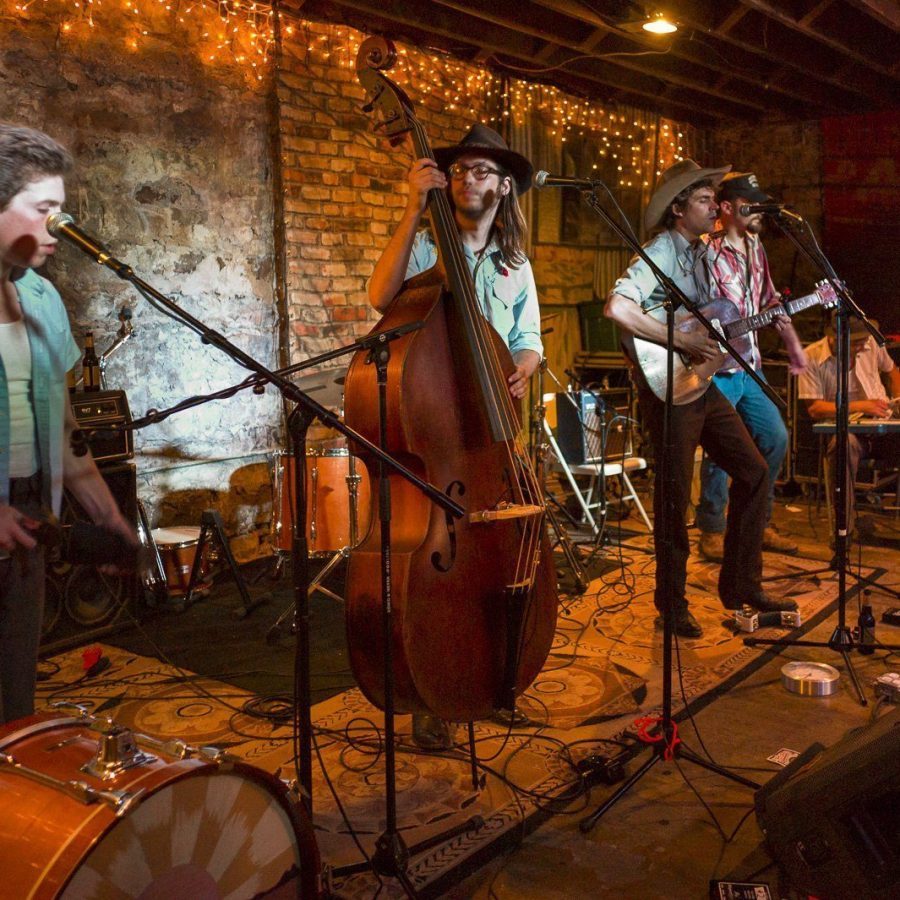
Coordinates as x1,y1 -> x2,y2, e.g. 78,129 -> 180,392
703,230 -> 779,372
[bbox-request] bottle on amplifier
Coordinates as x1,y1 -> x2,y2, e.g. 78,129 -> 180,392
82,331 -> 101,392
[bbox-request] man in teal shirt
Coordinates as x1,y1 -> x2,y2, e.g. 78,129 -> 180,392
368,124 -> 543,749
0,124 -> 135,723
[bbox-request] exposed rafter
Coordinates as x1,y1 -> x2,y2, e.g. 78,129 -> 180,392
283,0 -> 900,124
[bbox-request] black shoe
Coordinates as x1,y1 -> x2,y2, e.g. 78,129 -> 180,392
723,591 -> 798,613
655,608 -> 703,638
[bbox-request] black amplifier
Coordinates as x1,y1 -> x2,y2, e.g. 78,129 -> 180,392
555,388 -> 633,465
70,390 -> 133,464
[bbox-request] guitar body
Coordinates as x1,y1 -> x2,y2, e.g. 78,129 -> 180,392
633,283 -> 836,404
633,299 -> 751,405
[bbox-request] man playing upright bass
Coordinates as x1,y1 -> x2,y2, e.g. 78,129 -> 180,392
368,123 -> 543,748
604,160 -> 797,639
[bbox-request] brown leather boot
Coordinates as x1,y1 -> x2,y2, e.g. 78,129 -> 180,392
698,531 -> 725,562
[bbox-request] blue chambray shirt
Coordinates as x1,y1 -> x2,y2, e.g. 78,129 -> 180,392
610,229 -> 707,312
1,268 -> 81,516
406,230 -> 543,358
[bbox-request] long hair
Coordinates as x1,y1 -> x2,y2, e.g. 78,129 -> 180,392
0,124 -> 72,210
493,172 -> 528,269
445,165 -> 528,268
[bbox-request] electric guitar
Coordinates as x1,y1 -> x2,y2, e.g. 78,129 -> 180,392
634,281 -> 837,405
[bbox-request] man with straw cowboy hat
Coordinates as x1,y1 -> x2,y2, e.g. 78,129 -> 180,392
605,159 -> 798,638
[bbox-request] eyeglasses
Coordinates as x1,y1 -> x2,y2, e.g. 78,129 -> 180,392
447,162 -> 505,181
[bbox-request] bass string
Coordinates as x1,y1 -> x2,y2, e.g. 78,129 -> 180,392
409,115 -> 544,590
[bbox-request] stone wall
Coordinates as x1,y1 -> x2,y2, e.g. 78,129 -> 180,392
0,5 -> 281,559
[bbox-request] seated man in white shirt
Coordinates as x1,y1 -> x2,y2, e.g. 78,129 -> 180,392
798,314 -> 900,535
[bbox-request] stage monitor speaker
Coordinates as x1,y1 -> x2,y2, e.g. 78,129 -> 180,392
555,388 -> 632,465
755,707 -> 900,900
40,461 -> 140,656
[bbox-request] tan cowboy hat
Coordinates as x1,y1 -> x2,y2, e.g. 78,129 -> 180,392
644,158 -> 731,231
433,123 -> 534,195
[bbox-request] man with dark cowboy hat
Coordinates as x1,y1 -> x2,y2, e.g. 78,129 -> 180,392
696,172 -> 807,563
369,122 -> 543,750
605,159 -> 797,639
369,122 -> 542,401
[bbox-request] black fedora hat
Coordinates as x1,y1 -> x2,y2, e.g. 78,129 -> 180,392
433,123 -> 534,195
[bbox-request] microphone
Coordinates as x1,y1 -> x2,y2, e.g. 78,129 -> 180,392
533,170 -> 600,190
739,203 -> 802,221
46,213 -> 133,278
33,519 -> 147,571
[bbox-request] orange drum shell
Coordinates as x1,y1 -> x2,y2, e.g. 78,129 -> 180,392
0,714 -> 320,899
276,451 -> 372,555
151,526 -> 211,594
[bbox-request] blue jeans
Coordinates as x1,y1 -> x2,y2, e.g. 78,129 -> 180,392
696,370 -> 787,535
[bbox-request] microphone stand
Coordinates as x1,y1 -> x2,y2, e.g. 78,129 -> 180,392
574,185 -> 763,835
743,213 -> 900,701
58,241 -> 465,855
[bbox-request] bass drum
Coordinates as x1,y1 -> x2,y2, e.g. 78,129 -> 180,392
0,714 -> 320,898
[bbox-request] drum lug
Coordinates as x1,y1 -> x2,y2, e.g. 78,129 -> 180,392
82,725 -> 157,780
198,745 -> 238,768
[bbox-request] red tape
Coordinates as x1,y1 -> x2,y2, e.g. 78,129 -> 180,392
82,646 -> 103,672
634,715 -> 681,761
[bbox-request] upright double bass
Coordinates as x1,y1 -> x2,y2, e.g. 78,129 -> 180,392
343,38 -> 558,723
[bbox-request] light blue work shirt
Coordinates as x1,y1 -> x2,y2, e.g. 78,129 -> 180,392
0,268 -> 80,516
610,229 -> 707,312
406,230 -> 543,358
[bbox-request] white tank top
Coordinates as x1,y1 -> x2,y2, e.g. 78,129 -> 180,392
0,319 -> 38,477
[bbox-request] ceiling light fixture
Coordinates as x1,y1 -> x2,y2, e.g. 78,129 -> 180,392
642,12 -> 678,34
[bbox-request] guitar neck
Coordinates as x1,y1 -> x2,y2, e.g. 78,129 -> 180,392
725,290 -> 822,339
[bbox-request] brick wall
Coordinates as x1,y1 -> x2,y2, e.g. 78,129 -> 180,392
276,24 -> 494,368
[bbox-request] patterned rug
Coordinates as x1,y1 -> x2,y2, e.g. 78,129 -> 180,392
31,543 -> 876,898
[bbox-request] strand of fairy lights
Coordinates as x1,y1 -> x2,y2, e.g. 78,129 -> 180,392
8,2 -> 695,174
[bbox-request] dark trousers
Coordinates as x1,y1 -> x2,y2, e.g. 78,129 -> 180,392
0,472 -> 45,725
639,384 -> 768,613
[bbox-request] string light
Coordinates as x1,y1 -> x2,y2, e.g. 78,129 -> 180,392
10,3 -> 696,168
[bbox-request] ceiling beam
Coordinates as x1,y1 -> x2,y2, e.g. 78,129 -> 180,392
736,0 -> 900,80
287,0 -> 732,124
844,0 -> 900,31
715,6 -> 750,33
666,0 -> 888,102
426,0 -> 771,115
530,0 -> 850,114
799,0 -> 834,28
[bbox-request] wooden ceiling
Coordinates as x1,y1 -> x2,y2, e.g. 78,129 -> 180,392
284,0 -> 900,126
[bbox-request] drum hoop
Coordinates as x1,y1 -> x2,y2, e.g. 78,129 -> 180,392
0,716 -> 82,750
153,539 -> 200,550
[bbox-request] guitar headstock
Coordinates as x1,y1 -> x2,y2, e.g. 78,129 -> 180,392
356,37 -> 416,146
815,279 -> 840,310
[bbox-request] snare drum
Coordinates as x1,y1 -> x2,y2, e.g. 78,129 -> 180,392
273,449 -> 371,556
150,526 -> 212,594
0,713 -> 320,898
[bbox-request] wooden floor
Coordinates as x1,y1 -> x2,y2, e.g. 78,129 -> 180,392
448,495 -> 900,899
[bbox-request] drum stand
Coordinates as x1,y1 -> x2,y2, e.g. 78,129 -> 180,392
181,509 -> 264,619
